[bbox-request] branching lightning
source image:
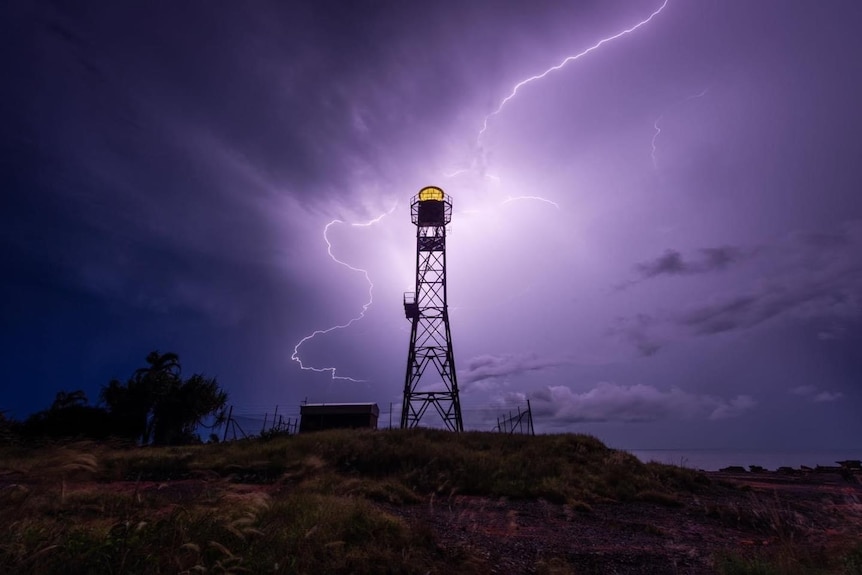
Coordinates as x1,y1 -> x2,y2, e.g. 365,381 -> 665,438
459,0 -> 670,210
478,0 -> 670,141
290,205 -> 396,382
651,88 -> 708,170
294,2 -> 671,383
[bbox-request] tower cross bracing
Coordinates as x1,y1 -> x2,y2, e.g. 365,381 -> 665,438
401,186 -> 463,431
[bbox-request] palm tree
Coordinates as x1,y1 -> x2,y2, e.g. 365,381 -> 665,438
135,351 -> 181,380
101,351 -> 228,445
152,373 -> 228,445
128,351 -> 183,443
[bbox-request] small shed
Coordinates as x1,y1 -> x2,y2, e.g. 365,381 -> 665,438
299,403 -> 380,433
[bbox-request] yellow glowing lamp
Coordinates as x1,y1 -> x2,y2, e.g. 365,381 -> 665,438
418,186 -> 445,202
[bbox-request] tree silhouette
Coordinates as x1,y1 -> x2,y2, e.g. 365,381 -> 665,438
22,390 -> 113,440
136,351 -> 181,381
151,373 -> 228,445
100,377 -> 151,442
101,351 -> 228,445
50,389 -> 88,411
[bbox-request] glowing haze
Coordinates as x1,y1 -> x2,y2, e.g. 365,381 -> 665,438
2,1 -> 861,450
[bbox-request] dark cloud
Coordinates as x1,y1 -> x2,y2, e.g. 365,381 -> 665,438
639,250 -> 685,276
678,293 -> 767,335
635,246 -> 747,279
615,221 -> 862,354
609,314 -> 662,357
678,274 -> 862,336
460,353 -> 568,391
1,0 -> 494,328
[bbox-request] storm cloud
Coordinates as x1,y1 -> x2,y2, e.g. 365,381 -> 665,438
790,385 -> 844,403
2,1 -> 861,449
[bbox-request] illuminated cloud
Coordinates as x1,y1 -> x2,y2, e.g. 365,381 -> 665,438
460,353 -> 569,391
814,391 -> 844,403
789,385 -> 844,403
528,383 -> 756,424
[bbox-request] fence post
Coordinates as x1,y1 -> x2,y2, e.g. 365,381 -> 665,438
222,405 -> 233,442
271,405 -> 279,431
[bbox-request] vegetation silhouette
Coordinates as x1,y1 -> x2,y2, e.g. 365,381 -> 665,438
11,351 -> 228,445
21,390 -> 112,440
101,350 -> 228,445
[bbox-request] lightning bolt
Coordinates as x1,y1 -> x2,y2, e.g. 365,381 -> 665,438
650,115 -> 664,170
291,204 -> 396,382
502,196 -> 561,210
444,169 -> 470,179
651,88 -> 709,170
478,0 -> 670,142
456,1 -> 670,210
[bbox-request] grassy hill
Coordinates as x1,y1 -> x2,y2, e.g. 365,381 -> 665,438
0,430 -> 859,574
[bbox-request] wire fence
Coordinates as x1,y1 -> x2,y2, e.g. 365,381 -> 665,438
218,399 -> 536,441
492,400 -> 535,436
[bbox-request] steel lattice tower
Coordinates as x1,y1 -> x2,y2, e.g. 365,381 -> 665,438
401,186 -> 463,431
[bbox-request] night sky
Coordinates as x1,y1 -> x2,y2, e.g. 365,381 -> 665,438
2,1 -> 861,450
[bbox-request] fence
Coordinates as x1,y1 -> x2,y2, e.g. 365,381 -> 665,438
218,398 -> 537,441
220,405 -> 299,441
493,400 -> 535,436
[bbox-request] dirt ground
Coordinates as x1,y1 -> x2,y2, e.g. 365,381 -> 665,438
386,470 -> 862,574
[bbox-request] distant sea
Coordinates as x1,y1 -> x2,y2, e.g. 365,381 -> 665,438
626,449 -> 862,471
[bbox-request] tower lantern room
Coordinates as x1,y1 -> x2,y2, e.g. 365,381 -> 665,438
411,186 -> 451,227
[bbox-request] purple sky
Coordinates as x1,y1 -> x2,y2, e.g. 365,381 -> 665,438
2,0 -> 861,449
